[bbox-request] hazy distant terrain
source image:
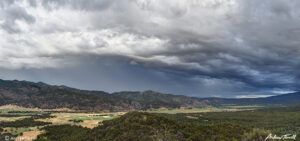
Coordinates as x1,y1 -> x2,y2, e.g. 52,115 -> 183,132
1,79 -> 300,112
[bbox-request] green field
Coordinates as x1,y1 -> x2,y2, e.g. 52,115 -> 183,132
148,107 -> 222,114
147,105 -> 262,114
0,108 -> 124,140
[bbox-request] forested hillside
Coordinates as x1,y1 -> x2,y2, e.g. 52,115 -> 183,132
0,79 -> 207,111
1,79 -> 300,112
35,112 -> 269,141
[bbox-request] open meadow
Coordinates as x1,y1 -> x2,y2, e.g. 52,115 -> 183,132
0,105 -> 125,140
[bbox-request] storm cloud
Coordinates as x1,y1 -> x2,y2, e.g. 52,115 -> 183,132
0,0 -> 299,97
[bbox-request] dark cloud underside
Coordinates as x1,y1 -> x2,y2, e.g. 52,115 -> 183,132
0,0 -> 299,97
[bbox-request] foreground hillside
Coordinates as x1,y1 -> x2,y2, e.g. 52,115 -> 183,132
35,112 -> 268,141
160,106 -> 300,135
0,79 -> 207,111
1,107 -> 300,141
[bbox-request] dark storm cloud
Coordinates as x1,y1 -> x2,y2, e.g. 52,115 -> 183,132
0,55 -> 248,97
132,0 -> 300,91
0,0 -> 300,97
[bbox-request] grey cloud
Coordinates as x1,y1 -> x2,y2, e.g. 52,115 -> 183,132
0,2 -> 35,33
39,0 -> 116,11
0,0 -> 16,8
1,0 -> 300,97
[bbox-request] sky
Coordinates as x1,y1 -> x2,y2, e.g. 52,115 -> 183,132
0,0 -> 299,98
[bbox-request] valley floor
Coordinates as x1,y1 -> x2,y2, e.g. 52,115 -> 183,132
0,105 -> 299,141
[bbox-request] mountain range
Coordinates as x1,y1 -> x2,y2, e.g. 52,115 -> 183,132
0,79 -> 299,111
0,79 -> 207,111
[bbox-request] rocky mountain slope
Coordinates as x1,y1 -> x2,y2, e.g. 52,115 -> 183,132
0,79 -> 207,111
1,79 -> 299,111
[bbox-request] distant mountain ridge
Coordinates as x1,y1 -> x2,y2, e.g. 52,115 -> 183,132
112,90 -> 207,109
196,92 -> 300,107
0,79 -> 300,111
0,79 -> 208,111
